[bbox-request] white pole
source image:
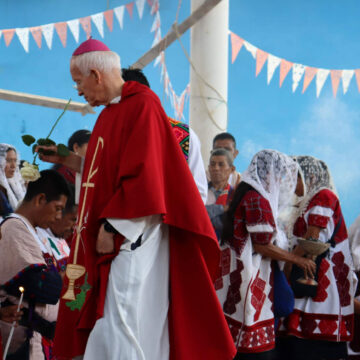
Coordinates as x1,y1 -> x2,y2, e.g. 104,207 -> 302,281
189,0 -> 229,167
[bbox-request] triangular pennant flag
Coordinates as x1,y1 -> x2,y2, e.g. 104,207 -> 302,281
67,19 -> 80,43
302,66 -> 318,93
147,0 -> 154,7
355,70 -> 360,92
91,12 -> 104,38
341,70 -> 354,94
151,11 -> 160,32
0,30 -> 2,40
16,28 -> 30,52
41,23 -> 54,49
330,70 -> 342,98
292,63 -> 305,92
267,54 -> 281,84
154,53 -> 161,67
151,0 -> 159,15
30,26 -> 42,48
255,49 -> 268,77
279,59 -> 293,87
114,6 -> 125,29
230,32 -> 244,63
316,69 -> 330,97
79,16 -> 91,39
243,40 -> 257,59
104,10 -> 114,32
164,72 -> 170,96
136,0 -> 146,19
55,22 -> 67,48
152,28 -> 161,47
126,2 -> 134,18
3,29 -> 15,47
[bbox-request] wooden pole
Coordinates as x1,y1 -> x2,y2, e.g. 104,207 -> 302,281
0,89 -> 95,115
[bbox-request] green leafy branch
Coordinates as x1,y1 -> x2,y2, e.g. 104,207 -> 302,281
22,99 -> 72,165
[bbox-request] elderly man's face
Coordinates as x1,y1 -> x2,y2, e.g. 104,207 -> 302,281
71,66 -> 105,107
208,155 -> 233,187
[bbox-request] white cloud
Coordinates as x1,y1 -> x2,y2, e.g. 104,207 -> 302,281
290,96 -> 360,199
240,139 -> 263,162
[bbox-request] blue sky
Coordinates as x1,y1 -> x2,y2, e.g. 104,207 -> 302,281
1,0 -> 359,225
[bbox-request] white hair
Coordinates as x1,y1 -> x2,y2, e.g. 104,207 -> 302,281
71,51 -> 121,76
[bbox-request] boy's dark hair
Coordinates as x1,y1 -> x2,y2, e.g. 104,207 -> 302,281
67,130 -> 91,151
212,132 -> 237,148
24,170 -> 71,203
122,68 -> 150,88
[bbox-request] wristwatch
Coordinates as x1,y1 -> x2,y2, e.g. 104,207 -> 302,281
103,220 -> 118,234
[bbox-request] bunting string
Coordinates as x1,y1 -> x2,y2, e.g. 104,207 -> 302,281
150,0 -> 190,121
230,30 -> 360,98
0,0 -> 147,52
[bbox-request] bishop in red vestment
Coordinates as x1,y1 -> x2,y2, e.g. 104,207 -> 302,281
46,39 -> 236,360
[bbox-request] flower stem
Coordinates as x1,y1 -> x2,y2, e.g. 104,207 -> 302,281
32,98 -> 72,165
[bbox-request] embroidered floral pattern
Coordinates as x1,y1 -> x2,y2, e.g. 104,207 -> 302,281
332,251 -> 351,307
250,275 -> 266,322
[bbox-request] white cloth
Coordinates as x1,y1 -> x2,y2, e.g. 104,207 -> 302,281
188,128 -> 207,204
83,215 -> 169,360
348,214 -> 360,271
0,143 -> 26,211
228,170 -> 241,189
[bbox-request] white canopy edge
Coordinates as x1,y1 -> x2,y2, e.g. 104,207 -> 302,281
0,88 -> 95,116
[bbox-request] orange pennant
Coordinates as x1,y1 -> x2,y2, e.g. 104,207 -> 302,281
80,16 -> 92,39
302,67 -> 318,93
55,22 -> 67,48
279,59 -> 293,87
30,26 -> 42,48
126,3 -> 134,18
104,10 -> 114,32
355,69 -> 360,92
2,29 -> 15,47
256,49 -> 268,77
230,32 -> 243,63
330,70 -> 342,97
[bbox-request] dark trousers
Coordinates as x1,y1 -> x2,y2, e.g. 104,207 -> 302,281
234,349 -> 275,360
275,336 -> 348,360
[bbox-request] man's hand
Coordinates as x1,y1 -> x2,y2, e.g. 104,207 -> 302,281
96,224 -> 115,254
36,145 -> 82,173
0,305 -> 23,325
294,256 -> 316,279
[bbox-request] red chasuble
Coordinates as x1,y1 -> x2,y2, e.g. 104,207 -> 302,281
54,81 -> 236,360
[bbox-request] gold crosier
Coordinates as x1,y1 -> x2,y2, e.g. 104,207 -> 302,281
62,137 -> 104,300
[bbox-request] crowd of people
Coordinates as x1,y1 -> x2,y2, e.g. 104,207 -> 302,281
0,38 -> 359,360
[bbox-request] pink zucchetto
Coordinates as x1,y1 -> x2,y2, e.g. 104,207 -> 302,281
72,38 -> 111,56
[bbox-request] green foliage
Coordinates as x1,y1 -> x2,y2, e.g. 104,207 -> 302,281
65,273 -> 91,312
57,143 -> 70,157
22,135 -> 36,146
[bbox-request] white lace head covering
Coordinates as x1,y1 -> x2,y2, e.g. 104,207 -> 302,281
0,143 -> 26,211
295,155 -> 337,216
241,149 -> 299,221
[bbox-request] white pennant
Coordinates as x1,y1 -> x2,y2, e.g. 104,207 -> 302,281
114,6 -> 125,29
67,19 -> 80,43
91,12 -> 104,38
0,30 -> 2,40
243,41 -> 257,59
136,0 -> 146,19
42,23 -> 54,49
316,69 -> 330,97
154,54 -> 161,67
292,63 -> 305,92
152,28 -> 161,47
151,12 -> 160,32
341,69 -> 354,94
16,28 -> 29,52
267,54 -> 281,84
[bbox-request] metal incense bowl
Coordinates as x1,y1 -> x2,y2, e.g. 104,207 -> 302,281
297,238 -> 330,256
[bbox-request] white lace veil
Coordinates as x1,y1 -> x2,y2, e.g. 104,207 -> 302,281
241,149 -> 299,222
295,155 -> 337,217
0,143 -> 26,211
